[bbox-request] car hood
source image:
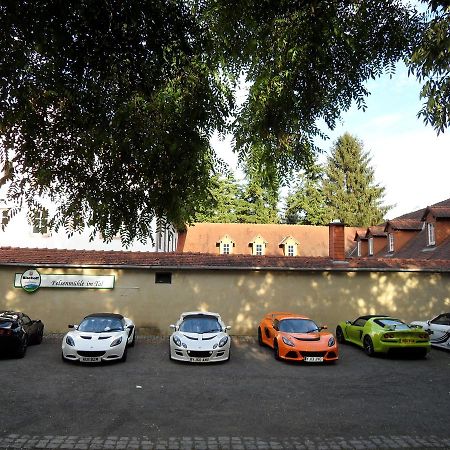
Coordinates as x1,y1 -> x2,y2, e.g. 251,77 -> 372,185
174,331 -> 228,349
65,330 -> 125,350
284,332 -> 331,342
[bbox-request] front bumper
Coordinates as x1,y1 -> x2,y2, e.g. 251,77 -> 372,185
170,346 -> 230,363
62,345 -> 126,363
279,346 -> 339,362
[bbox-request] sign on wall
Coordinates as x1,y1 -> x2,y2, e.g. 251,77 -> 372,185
15,269 -> 115,293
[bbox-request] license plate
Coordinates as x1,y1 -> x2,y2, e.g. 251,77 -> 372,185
401,339 -> 415,344
304,356 -> 323,362
190,357 -> 209,362
80,356 -> 101,362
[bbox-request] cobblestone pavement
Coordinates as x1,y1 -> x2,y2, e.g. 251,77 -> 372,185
0,434 -> 449,450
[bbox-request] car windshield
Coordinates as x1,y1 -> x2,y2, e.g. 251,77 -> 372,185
78,317 -> 124,333
179,315 -> 222,334
375,318 -> 410,330
279,319 -> 319,333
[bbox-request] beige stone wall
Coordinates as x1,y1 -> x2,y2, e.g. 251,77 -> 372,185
2,265 -> 449,335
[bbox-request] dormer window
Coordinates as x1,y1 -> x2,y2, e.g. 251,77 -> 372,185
427,223 -> 435,246
279,236 -> 299,256
32,208 -> 49,235
368,237 -> 374,256
388,233 -> 394,252
217,235 -> 235,255
250,235 -> 267,256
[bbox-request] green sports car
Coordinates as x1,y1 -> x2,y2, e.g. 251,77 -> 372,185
336,315 -> 431,357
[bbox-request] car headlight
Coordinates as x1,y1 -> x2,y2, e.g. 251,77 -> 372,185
173,335 -> 182,347
282,336 -> 295,347
65,335 -> 75,347
328,336 -> 335,347
218,336 -> 229,347
110,336 -> 123,347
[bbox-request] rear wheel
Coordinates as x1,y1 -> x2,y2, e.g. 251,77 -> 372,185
363,336 -> 375,357
35,328 -> 44,345
336,326 -> 346,344
16,340 -> 27,358
257,328 -> 264,346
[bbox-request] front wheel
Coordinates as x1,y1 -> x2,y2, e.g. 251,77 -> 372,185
363,336 -> 375,357
336,326 -> 346,344
274,341 -> 280,360
128,330 -> 136,347
121,347 -> 128,363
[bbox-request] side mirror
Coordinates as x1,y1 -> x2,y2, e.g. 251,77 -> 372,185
320,325 -> 328,330
427,320 -> 431,325
346,320 -> 352,325
225,325 -> 231,331
68,324 -> 74,329
169,324 -> 176,330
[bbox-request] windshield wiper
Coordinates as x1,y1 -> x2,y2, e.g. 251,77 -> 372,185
201,329 -> 220,334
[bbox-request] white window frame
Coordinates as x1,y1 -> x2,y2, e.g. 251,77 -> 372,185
222,243 -> 231,254
32,209 -> 49,235
368,237 -> 374,256
255,243 -> 263,256
287,244 -> 295,256
427,223 -> 435,246
388,233 -> 394,252
357,240 -> 361,257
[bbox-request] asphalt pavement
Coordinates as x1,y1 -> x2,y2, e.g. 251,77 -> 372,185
0,335 -> 449,449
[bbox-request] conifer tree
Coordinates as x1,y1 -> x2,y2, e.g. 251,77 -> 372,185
322,133 -> 390,226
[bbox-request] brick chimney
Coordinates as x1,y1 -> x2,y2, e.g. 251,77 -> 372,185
329,220 -> 345,261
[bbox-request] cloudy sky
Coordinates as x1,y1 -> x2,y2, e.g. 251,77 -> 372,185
212,62 -> 450,220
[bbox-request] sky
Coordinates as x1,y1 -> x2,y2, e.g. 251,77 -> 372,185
212,63 -> 450,220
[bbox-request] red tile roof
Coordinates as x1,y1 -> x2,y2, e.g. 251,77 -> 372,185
1,247 -> 449,272
422,206 -> 450,220
385,219 -> 423,231
177,223 -> 358,256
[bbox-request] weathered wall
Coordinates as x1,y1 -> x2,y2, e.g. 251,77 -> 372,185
2,266 -> 449,335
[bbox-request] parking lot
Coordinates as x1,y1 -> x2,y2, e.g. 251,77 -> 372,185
0,335 -> 449,449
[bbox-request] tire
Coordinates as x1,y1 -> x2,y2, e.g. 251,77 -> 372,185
336,326 -> 346,344
35,328 -> 44,345
16,339 -> 27,358
120,347 -> 128,363
128,330 -> 136,347
363,335 -> 375,357
257,328 -> 264,347
274,340 -> 280,360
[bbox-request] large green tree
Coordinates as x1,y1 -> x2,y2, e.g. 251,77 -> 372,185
0,1 -> 419,242
322,133 -> 390,226
408,1 -> 450,133
283,165 -> 329,225
194,174 -> 279,224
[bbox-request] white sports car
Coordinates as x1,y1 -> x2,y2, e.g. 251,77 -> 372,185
62,313 -> 136,363
169,311 -> 231,363
411,313 -> 450,350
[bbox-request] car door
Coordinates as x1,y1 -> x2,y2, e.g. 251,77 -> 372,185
263,318 -> 277,347
427,314 -> 450,347
347,318 -> 367,344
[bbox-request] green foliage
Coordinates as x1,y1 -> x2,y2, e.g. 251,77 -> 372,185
284,165 -> 330,225
194,174 -> 279,224
409,1 -> 450,133
204,0 -> 419,181
0,0 -> 233,244
322,133 -> 390,227
284,134 -> 390,227
0,1 -> 421,242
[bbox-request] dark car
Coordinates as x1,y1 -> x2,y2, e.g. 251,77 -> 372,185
0,311 -> 44,357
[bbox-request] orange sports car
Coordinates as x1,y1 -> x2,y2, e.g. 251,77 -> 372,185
258,312 -> 338,363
